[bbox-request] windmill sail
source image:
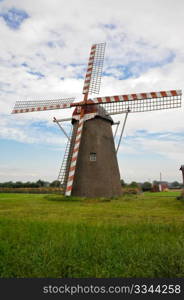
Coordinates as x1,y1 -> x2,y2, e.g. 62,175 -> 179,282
90,90 -> 182,115
65,115 -> 85,196
12,97 -> 75,114
82,43 -> 106,95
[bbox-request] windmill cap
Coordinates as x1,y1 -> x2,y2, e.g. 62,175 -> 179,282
72,103 -> 113,124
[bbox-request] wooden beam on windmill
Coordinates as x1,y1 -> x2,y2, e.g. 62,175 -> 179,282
53,117 -> 71,141
11,43 -> 182,198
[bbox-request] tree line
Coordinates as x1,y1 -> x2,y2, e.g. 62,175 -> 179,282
0,179 -> 182,190
120,180 -> 183,191
0,180 -> 60,188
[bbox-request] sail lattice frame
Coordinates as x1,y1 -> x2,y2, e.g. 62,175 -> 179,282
98,93 -> 182,115
83,43 -> 106,95
12,98 -> 75,114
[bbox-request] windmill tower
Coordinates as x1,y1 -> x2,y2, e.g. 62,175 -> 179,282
12,43 -> 182,197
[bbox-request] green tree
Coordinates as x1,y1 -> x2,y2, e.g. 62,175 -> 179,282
36,180 -> 45,187
50,180 -> 60,187
129,181 -> 139,188
171,181 -> 180,188
3,181 -> 14,188
14,181 -> 23,188
120,179 -> 126,187
142,182 -> 152,191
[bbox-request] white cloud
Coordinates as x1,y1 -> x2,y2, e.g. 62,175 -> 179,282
0,165 -> 58,182
0,114 -> 70,146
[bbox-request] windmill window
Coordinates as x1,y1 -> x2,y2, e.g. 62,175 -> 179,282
90,152 -> 96,161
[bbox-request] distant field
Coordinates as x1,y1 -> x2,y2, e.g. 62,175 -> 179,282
0,191 -> 184,278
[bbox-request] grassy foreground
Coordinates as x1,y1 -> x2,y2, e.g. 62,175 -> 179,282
0,191 -> 184,278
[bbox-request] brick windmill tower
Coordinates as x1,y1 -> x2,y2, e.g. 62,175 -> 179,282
12,43 -> 182,197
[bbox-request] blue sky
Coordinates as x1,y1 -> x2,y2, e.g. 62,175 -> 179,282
0,0 -> 184,183
0,7 -> 29,29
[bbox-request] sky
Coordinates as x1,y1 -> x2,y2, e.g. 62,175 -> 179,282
0,0 -> 184,183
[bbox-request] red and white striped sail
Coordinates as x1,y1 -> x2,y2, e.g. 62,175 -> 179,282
82,44 -> 96,94
90,90 -> 182,104
12,89 -> 181,116
82,43 -> 106,95
11,98 -> 75,114
65,115 -> 84,196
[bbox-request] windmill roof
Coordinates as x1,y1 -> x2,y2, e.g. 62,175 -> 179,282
72,104 -> 113,124
97,106 -> 113,123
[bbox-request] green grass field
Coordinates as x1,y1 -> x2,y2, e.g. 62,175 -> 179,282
0,191 -> 184,278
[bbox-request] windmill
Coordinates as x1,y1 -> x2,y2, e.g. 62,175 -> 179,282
12,43 -> 182,197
